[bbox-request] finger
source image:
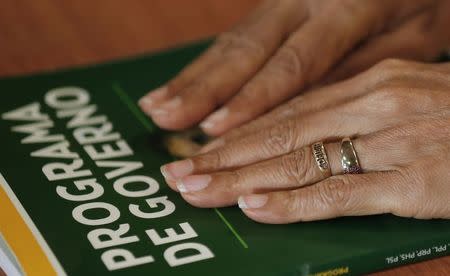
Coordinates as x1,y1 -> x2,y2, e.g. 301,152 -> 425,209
238,171 -> 403,223
147,1 -> 307,130
197,0 -> 431,135
201,3 -> 443,144
138,1 -> 278,108
324,10 -> 443,84
199,74 -> 371,153
225,108 -> 450,177
161,58 -> 447,181
177,128 -> 420,207
162,102 -> 372,181
139,42 -> 233,108
173,143 -> 338,207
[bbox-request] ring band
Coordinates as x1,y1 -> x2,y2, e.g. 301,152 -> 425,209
340,137 -> 362,174
312,142 -> 331,177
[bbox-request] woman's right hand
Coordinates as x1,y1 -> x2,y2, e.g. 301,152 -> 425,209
139,0 -> 450,136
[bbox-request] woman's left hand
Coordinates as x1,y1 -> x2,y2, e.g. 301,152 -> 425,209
160,59 -> 450,224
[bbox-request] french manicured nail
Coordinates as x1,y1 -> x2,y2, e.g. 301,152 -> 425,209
138,96 -> 153,108
148,86 -> 168,99
200,108 -> 229,130
160,165 -> 171,180
151,96 -> 181,116
176,175 -> 211,193
151,108 -> 168,116
238,194 -> 268,209
138,86 -> 168,108
164,96 -> 182,108
160,159 -> 193,180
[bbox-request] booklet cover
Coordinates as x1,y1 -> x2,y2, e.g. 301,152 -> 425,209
0,41 -> 449,276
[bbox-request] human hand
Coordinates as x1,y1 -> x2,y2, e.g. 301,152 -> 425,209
160,59 -> 450,223
139,0 -> 450,136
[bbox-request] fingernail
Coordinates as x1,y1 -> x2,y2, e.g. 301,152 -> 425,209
199,138 -> 225,154
160,159 -> 194,180
151,108 -> 169,116
148,86 -> 168,99
138,96 -> 153,108
164,96 -> 182,108
160,165 -> 170,179
151,96 -> 181,117
138,86 -> 168,109
238,194 -> 268,209
200,108 -> 229,130
176,175 -> 211,193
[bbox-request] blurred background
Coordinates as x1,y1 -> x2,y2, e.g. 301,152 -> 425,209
0,1 -> 449,275
0,0 -> 259,76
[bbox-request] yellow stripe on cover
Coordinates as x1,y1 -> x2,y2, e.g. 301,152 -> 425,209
0,173 -> 65,276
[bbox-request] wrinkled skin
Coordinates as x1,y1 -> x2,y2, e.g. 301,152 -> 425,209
139,0 -> 450,136
139,0 -> 450,224
161,60 -> 450,224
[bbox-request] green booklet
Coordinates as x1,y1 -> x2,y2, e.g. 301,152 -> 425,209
0,41 -> 449,276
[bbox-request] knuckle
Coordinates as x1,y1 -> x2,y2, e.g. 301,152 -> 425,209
262,120 -> 298,155
183,79 -> 210,96
280,149 -> 312,185
194,151 -> 225,171
271,45 -> 305,79
282,191 -> 302,215
217,30 -> 266,60
377,58 -> 410,69
363,85 -> 409,115
326,0 -> 371,27
316,177 -> 352,215
336,0 -> 366,16
393,168 -> 428,218
238,81 -> 272,109
405,168 -> 429,203
226,171 -> 244,195
284,96 -> 304,112
371,58 -> 411,78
